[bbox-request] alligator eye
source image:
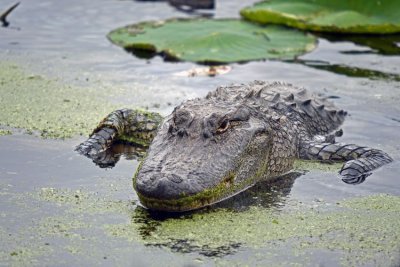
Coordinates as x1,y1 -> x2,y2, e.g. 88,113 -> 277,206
216,120 -> 230,134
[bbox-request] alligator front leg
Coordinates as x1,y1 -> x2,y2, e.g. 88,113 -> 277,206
76,108 -> 163,162
300,139 -> 393,184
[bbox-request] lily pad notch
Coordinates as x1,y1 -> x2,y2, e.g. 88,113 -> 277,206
240,0 -> 400,34
108,18 -> 317,64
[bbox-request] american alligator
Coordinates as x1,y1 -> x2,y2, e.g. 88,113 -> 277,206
77,81 -> 393,212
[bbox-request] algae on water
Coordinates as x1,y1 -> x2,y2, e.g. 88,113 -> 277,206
0,129 -> 12,136
105,194 -> 400,266
294,159 -> 343,172
1,176 -> 400,267
0,62 -> 118,139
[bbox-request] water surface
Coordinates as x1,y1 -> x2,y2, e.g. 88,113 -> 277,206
1,0 -> 400,266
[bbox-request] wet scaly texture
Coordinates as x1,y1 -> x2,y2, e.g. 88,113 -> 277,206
130,81 -> 391,211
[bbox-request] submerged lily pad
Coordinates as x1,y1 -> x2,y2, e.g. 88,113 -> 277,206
108,18 -> 316,63
241,0 -> 400,34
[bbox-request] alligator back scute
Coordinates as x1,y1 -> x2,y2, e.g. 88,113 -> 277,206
213,81 -> 347,137
264,81 -> 346,136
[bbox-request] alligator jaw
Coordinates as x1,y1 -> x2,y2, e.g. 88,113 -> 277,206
133,170 -> 258,212
135,184 -> 256,212
133,142 -> 270,213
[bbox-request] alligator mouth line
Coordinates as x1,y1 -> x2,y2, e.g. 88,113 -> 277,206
135,182 -> 256,212
133,167 -> 266,212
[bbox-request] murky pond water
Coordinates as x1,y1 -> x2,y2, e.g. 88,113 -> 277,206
1,0 -> 400,266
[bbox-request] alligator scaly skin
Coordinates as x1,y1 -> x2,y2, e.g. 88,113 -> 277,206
77,81 -> 392,211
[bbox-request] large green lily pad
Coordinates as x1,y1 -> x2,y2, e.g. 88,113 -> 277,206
108,18 -> 316,63
241,0 -> 400,34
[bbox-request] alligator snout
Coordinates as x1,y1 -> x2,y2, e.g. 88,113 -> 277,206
135,171 -> 203,200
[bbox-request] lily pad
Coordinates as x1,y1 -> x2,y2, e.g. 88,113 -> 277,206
240,0 -> 400,34
108,18 -> 316,63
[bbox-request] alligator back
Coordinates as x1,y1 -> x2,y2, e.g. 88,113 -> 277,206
206,81 -> 347,136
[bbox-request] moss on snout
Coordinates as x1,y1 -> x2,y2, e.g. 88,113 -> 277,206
133,171 -> 238,212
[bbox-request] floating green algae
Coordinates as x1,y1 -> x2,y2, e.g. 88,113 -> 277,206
0,62 -> 118,139
2,179 -> 399,266
339,193 -> 400,212
106,194 -> 400,266
36,184 -> 400,266
294,159 -> 342,172
0,129 -> 12,136
0,180 -> 139,266
38,187 -> 135,215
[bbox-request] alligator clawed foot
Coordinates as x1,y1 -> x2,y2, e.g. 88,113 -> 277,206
339,152 -> 393,184
340,167 -> 371,184
75,140 -> 102,157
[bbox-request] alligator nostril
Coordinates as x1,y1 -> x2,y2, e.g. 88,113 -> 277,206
154,177 -> 170,196
177,128 -> 187,137
136,176 -> 169,197
203,129 -> 212,139
167,173 -> 183,183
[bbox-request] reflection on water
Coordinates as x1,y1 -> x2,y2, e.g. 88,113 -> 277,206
317,33 -> 400,56
131,171 -> 301,256
168,0 -> 214,10
297,59 -> 400,81
213,172 -> 302,211
85,142 -> 147,168
134,207 -> 243,257
135,0 -> 215,16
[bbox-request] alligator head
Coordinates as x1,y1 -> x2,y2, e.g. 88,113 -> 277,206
134,96 -> 273,212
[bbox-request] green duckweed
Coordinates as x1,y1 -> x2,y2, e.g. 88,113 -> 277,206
0,62 -> 118,138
